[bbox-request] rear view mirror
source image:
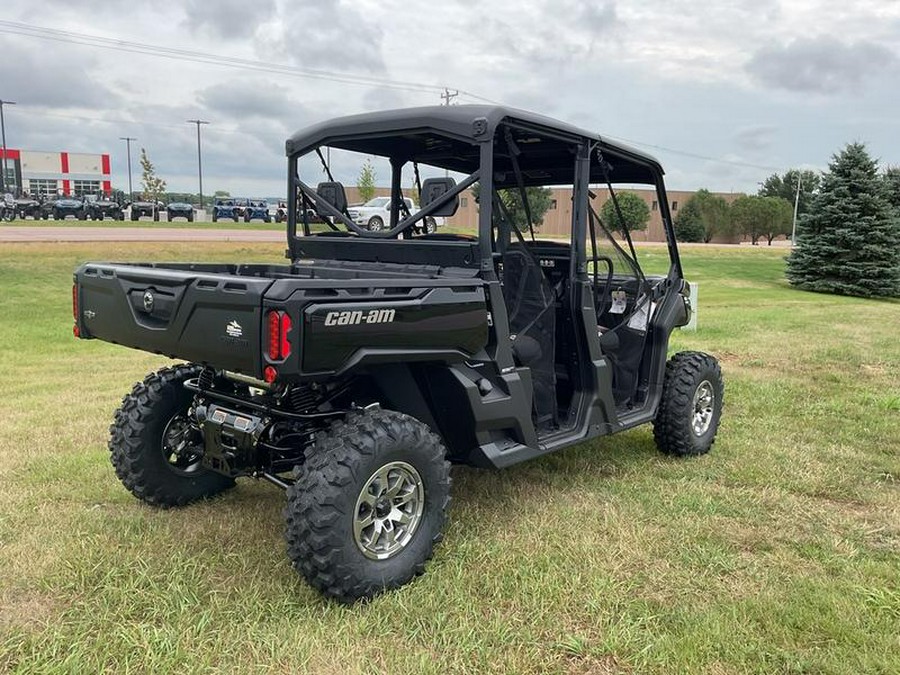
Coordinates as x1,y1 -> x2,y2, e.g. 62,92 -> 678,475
420,177 -> 459,217
315,182 -> 347,217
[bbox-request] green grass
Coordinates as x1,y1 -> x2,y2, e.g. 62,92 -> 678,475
1,242 -> 898,674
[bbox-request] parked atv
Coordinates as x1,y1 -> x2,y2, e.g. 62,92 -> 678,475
87,195 -> 125,221
130,200 -> 162,221
52,195 -> 88,220
244,199 -> 271,223
73,105 -> 723,604
211,199 -> 239,223
167,202 -> 195,222
15,196 -> 42,220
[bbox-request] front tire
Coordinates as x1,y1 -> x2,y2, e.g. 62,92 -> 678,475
285,409 -> 451,603
653,351 -> 724,456
367,216 -> 384,232
109,364 -> 235,507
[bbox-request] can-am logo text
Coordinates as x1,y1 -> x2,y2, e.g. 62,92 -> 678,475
324,309 -> 396,327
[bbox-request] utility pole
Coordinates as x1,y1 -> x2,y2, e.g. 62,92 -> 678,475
119,136 -> 136,200
791,172 -> 802,247
440,90 -> 457,178
0,100 -> 16,194
187,119 -> 209,211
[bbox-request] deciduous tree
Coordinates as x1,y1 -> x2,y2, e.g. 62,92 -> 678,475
139,148 -> 166,204
600,191 -> 651,234
674,189 -> 731,243
357,159 -> 377,203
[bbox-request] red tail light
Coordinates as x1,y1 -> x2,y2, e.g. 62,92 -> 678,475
265,310 -> 293,361
267,310 -> 281,360
280,313 -> 292,359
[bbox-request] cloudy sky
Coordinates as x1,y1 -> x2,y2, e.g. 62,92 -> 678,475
1,0 -> 898,196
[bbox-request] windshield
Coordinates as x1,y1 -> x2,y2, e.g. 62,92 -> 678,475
363,197 -> 389,208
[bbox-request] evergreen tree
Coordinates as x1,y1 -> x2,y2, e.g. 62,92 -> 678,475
883,166 -> 900,215
786,143 -> 900,298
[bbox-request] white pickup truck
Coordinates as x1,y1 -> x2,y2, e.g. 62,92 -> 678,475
347,196 -> 439,233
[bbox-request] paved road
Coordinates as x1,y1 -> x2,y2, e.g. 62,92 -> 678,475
0,226 -> 284,242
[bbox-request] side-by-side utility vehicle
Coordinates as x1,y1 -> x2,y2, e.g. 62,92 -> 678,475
73,106 -> 723,602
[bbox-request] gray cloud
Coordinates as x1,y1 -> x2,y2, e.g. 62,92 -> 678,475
269,0 -> 385,73
0,39 -> 120,108
734,125 -> 778,152
183,0 -> 277,39
746,37 -> 898,94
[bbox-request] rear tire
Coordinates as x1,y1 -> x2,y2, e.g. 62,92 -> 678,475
653,351 -> 724,456
425,217 -> 437,234
109,364 -> 235,507
285,409 -> 451,603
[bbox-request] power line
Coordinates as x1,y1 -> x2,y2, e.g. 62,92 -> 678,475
604,134 -> 781,172
0,20 -> 499,104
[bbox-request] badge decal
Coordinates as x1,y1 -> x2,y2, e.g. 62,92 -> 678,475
226,320 -> 243,338
142,290 -> 154,312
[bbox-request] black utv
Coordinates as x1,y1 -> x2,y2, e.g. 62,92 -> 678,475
73,106 -> 723,603
130,199 -> 162,221
87,195 -> 125,221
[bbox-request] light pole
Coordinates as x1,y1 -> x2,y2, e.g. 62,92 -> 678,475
119,136 -> 136,200
791,172 -> 802,246
0,100 -> 16,194
187,119 -> 209,211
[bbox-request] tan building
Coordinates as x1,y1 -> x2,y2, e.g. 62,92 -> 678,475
344,185 -> 742,244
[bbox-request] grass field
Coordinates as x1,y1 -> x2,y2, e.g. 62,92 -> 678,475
0,242 -> 898,674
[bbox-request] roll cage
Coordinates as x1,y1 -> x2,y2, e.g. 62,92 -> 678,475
285,105 -> 683,281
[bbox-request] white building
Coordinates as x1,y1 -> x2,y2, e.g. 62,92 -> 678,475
0,148 -> 112,196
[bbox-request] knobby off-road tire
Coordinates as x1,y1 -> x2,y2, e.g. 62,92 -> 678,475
653,351 -> 724,456
285,409 -> 451,603
109,364 -> 235,507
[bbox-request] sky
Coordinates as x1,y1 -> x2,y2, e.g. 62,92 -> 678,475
1,0 -> 898,197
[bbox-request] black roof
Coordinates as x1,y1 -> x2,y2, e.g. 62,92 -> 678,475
286,105 -> 664,185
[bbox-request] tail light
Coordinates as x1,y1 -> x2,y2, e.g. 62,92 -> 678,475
265,310 -> 293,361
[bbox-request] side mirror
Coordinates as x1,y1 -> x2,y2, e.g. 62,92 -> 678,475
315,181 -> 348,217
420,177 -> 459,217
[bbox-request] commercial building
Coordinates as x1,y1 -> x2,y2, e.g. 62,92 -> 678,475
0,148 -> 112,197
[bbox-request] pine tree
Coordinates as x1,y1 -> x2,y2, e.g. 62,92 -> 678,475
786,143 -> 900,298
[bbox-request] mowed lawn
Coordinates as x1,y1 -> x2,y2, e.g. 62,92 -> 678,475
0,242 -> 898,674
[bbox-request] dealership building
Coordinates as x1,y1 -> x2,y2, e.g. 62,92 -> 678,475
0,148 -> 112,197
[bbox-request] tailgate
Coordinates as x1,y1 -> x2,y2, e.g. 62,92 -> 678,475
75,263 -> 274,377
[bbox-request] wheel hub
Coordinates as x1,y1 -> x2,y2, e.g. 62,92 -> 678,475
353,461 -> 424,561
692,380 -> 715,436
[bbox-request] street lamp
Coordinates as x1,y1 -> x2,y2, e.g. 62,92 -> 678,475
0,99 -> 16,194
119,136 -> 136,200
187,119 -> 209,212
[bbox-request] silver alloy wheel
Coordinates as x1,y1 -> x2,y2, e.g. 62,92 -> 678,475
161,414 -> 203,476
353,461 -> 425,560
691,380 -> 715,436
